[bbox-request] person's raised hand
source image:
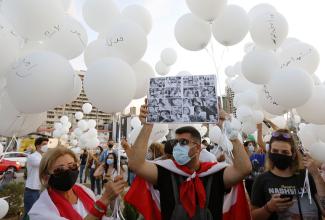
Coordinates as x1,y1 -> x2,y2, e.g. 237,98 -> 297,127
266,194 -> 294,213
101,175 -> 127,204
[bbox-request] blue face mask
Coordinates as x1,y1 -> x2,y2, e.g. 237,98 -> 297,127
106,159 -> 114,165
173,143 -> 191,165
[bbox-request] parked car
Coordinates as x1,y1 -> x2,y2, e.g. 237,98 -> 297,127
0,152 -> 28,167
0,158 -> 21,173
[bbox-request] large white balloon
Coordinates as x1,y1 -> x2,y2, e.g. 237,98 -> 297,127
212,5 -> 250,46
248,3 -> 277,20
155,61 -> 170,76
309,142 -> 325,163
175,13 -> 211,51
258,85 -> 288,115
0,15 -> 20,77
279,42 -> 320,74
252,110 -> 264,124
78,120 -> 88,132
297,86 -> 325,124
103,20 -> 147,65
270,116 -> 287,129
268,68 -> 313,108
7,51 -> 75,113
233,90 -> 258,107
236,105 -> 253,122
122,5 -> 152,35
82,0 -> 120,33
242,49 -> 279,84
250,11 -> 288,50
0,92 -> 46,137
43,16 -> 88,60
82,103 -> 93,114
84,58 -> 136,113
186,0 -> 227,22
161,48 -> 177,66
0,198 -> 9,219
2,0 -> 64,40
20,40 -> 46,57
84,39 -> 112,67
311,124 -> 325,143
242,121 -> 257,135
75,111 -> 84,120
133,61 -> 155,99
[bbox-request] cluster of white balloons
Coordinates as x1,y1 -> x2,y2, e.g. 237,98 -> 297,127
155,48 -> 177,76
83,0 -> 155,112
53,115 -> 72,141
175,0 -> 251,51
0,0 -> 84,137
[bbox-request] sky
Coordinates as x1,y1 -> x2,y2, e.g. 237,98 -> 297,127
67,0 -> 325,98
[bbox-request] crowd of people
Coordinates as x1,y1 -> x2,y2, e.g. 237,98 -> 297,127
15,103 -> 325,220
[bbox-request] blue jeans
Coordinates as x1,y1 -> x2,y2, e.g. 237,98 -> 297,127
90,168 -> 101,195
79,164 -> 86,183
23,188 -> 40,217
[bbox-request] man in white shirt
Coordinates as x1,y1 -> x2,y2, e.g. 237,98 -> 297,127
23,137 -> 49,217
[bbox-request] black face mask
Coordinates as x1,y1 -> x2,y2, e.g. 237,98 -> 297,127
48,168 -> 79,191
269,153 -> 293,170
108,144 -> 114,149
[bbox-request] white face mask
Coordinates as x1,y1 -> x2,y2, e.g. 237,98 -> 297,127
41,144 -> 48,153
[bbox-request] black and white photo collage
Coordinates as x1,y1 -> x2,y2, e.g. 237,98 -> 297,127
147,75 -> 219,123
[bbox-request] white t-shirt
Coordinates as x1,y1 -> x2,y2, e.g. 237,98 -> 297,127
25,151 -> 42,190
199,149 -> 216,162
72,199 -> 88,218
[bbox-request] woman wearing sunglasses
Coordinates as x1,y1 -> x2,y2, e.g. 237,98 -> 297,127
27,146 -> 127,220
251,129 -> 325,220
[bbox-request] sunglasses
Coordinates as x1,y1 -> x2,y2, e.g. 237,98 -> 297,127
271,132 -> 292,139
51,163 -> 78,176
174,138 -> 199,146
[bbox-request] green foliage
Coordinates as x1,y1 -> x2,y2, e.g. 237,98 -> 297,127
0,182 -> 25,218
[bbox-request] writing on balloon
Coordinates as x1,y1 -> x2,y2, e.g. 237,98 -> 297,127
263,85 -> 280,106
266,13 -> 278,45
70,30 -> 86,47
105,37 -> 124,47
0,24 -> 18,37
13,58 -> 38,78
44,25 -> 61,38
280,48 -> 313,68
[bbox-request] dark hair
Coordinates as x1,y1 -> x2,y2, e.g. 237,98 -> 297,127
97,146 -> 103,154
202,140 -> 208,144
104,152 -> 118,172
243,141 -> 256,147
176,126 -> 201,143
164,140 -> 176,155
35,137 -> 49,147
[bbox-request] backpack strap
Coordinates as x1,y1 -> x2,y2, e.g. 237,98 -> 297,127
205,175 -> 214,207
171,173 -> 181,204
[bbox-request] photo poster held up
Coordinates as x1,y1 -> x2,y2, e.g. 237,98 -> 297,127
147,75 -> 219,124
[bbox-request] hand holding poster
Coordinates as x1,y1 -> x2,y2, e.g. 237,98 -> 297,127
147,75 -> 219,123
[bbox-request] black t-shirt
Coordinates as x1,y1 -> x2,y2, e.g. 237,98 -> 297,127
155,165 -> 226,220
80,153 -> 88,165
251,170 -> 321,220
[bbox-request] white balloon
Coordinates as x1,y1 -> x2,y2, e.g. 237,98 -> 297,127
279,42 -> 320,74
155,61 -> 170,76
243,42 -> 256,54
87,128 -> 98,138
175,13 -> 211,51
186,0 -> 227,22
133,61 -> 155,99
84,58 -> 136,113
296,86 -> 325,124
78,120 -> 88,132
64,121 -> 72,129
176,71 -> 192,77
212,5 -> 250,46
61,0 -> 72,11
309,142 -> 325,163
270,116 -> 287,129
71,139 -> 78,146
233,90 -> 258,107
61,134 -> 69,141
73,127 -> 83,137
20,40 -> 46,57
280,38 -> 300,50
161,48 -> 177,66
75,111 -> 84,120
104,20 -> 147,65
60,115 -> 69,124
230,118 -> 242,131
230,76 -> 256,93
82,103 -> 93,114
88,119 -> 97,128
242,49 -> 279,84
0,198 -> 9,219
258,85 -> 288,115
54,122 -> 63,131
236,105 -> 253,122
7,51 -> 75,113
2,0 -> 64,40
0,15 -> 20,78
122,5 -> 152,35
209,125 -> 222,144
84,39 -> 112,67
248,3 -> 277,20
268,68 -> 313,108
43,16 -> 88,60
252,110 -> 264,124
250,11 -> 288,50
311,124 -> 325,143
53,129 -> 62,138
82,0 -> 120,33
87,137 -> 100,148
311,74 -> 322,86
